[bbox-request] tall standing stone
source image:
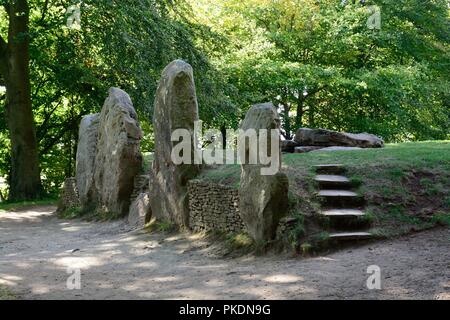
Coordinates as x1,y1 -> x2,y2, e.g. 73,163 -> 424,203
76,113 -> 100,211
239,103 -> 289,242
93,87 -> 143,216
150,60 -> 201,227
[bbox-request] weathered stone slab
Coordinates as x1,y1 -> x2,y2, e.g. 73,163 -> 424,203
315,174 -> 351,189
312,146 -> 363,152
314,164 -> 346,175
319,190 -> 358,197
321,209 -> 365,217
315,175 -> 350,183
239,102 -> 289,242
329,232 -> 372,240
281,140 -> 299,153
294,146 -> 323,153
294,128 -> 384,148
149,60 -> 201,227
94,87 -> 143,216
128,193 -> 152,228
75,113 -> 100,210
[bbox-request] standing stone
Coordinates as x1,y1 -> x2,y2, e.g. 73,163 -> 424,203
239,102 -> 289,242
150,60 -> 201,227
128,193 -> 152,228
294,146 -> 324,153
94,87 -> 143,216
76,113 -> 100,211
281,140 -> 300,153
294,128 -> 384,148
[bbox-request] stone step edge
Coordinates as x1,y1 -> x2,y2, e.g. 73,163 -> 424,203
318,190 -> 360,197
315,174 -> 350,183
328,232 -> 372,240
321,209 -> 365,217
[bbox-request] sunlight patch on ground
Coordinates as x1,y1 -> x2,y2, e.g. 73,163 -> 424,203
131,261 -> 158,268
0,274 -> 22,287
0,210 -> 54,222
54,256 -> 104,269
263,274 -> 304,283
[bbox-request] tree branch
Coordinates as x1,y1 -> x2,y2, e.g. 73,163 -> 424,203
38,0 -> 50,24
3,2 -> 11,17
40,116 -> 82,156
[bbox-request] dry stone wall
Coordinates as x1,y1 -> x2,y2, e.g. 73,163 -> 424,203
57,178 -> 80,212
188,180 -> 245,233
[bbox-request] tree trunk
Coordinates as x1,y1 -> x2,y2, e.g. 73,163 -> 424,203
308,104 -> 315,128
295,95 -> 304,131
1,0 -> 43,200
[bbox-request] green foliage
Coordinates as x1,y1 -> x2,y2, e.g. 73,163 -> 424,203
0,0 -> 449,197
224,232 -> 254,251
191,0 -> 449,140
432,213 -> 450,226
57,206 -> 83,219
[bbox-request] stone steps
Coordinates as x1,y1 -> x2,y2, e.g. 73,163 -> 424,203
315,174 -> 352,189
329,232 -> 373,241
314,164 -> 346,175
314,164 -> 372,242
321,208 -> 365,217
319,189 -> 365,207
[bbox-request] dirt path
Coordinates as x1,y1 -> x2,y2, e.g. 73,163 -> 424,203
0,206 -> 449,300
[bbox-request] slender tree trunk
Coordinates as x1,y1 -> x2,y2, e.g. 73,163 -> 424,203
220,125 -> 227,149
0,1 -> 43,200
295,95 -> 304,131
308,104 -> 315,128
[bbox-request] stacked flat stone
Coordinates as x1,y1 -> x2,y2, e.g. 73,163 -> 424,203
188,180 -> 245,233
130,175 -> 150,203
57,177 -> 80,212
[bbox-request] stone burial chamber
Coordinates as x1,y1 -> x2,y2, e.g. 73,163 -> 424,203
64,60 -> 290,243
282,127 -> 384,153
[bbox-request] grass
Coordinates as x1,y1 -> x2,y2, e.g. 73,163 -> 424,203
197,164 -> 241,188
0,285 -> 15,300
0,198 -> 57,213
144,219 -> 177,233
193,141 -> 450,252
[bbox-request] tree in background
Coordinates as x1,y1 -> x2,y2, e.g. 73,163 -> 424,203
190,0 -> 449,141
0,0 -> 43,200
0,0 -> 448,198
0,0 -> 236,197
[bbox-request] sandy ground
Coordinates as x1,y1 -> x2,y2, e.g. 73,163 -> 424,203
0,206 -> 449,300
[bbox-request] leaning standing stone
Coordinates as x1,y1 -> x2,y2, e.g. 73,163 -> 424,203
76,113 -> 100,211
94,87 -> 143,216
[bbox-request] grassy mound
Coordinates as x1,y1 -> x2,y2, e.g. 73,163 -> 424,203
196,141 -> 450,251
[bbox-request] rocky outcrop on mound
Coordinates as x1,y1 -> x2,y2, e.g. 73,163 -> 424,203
294,128 -> 384,148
